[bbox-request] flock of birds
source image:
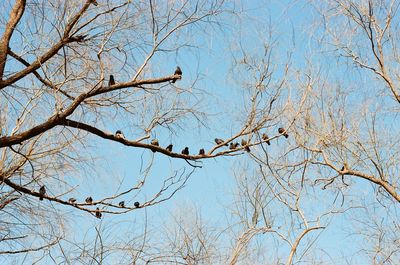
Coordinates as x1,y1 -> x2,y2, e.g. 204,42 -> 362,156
37,186 -> 141,219
36,65 -> 289,219
114,126 -> 289,156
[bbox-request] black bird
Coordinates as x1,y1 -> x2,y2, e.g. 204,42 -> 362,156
90,0 -> 98,6
244,146 -> 250,152
115,130 -> 124,138
340,163 -> 348,173
278,127 -> 289,138
198,148 -> 205,155
68,198 -> 77,204
119,201 -> 125,207
166,144 -> 173,152
262,133 -> 271,145
241,139 -> 247,146
234,142 -> 240,148
181,147 -> 189,155
108,75 -> 115,86
39,185 -> 46,201
95,208 -> 102,219
172,66 -> 182,83
85,196 -> 93,204
134,201 -> 140,208
215,138 -> 228,146
229,142 -> 237,150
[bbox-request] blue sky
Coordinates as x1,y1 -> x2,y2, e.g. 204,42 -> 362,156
2,0 -> 399,264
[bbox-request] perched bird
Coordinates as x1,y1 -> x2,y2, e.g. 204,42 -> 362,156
244,145 -> 250,152
262,133 -> 271,145
95,208 -> 102,219
119,201 -> 125,207
151,139 -> 159,146
241,139 -> 247,146
68,198 -> 77,204
85,196 -> 93,204
198,148 -> 205,155
166,144 -> 173,152
108,75 -> 115,86
181,147 -> 189,155
115,130 -> 124,138
39,185 -> 46,201
150,139 -> 159,152
229,142 -> 237,150
234,142 -> 240,148
172,66 -> 182,83
278,127 -> 289,138
134,201 -> 140,208
215,138 -> 228,146
340,163 -> 349,173
90,0 -> 98,6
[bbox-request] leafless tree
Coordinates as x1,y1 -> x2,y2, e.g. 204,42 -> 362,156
0,0 -> 298,262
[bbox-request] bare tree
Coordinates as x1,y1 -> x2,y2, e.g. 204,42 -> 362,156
0,0 -> 297,261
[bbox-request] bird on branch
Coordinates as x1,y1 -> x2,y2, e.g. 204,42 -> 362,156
85,196 -> 93,204
108,75 -> 115,86
181,147 -> 189,155
39,185 -> 46,201
95,208 -> 102,219
172,66 -> 182,83
198,148 -> 205,155
262,133 -> 271,145
166,144 -> 173,152
278,127 -> 289,138
215,138 -> 228,146
115,130 -> 124,138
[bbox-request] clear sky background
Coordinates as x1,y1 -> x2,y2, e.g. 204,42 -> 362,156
1,0 -> 398,264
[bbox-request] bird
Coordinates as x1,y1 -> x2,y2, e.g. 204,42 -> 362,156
115,130 -> 124,138
95,208 -> 102,219
244,145 -> 250,152
85,196 -> 93,204
108,75 -> 115,86
340,163 -> 349,173
39,185 -> 46,201
215,138 -> 228,146
234,142 -> 240,148
134,201 -> 140,208
198,148 -> 205,155
119,201 -> 125,207
151,139 -> 159,146
90,0 -> 98,6
68,198 -> 77,204
150,139 -> 159,152
229,142 -> 237,150
172,66 -> 182,83
166,144 -> 173,152
262,133 -> 271,145
241,139 -> 247,146
278,127 -> 289,138
181,147 -> 189,155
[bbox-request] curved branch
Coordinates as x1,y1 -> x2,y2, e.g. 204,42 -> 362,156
285,226 -> 325,265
